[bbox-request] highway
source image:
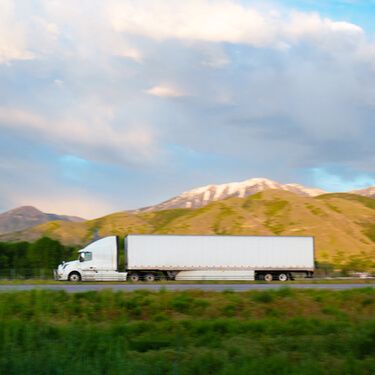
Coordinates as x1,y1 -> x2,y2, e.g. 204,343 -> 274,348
0,283 -> 374,292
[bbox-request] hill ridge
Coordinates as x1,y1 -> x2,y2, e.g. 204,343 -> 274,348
1,190 -> 374,269
0,206 -> 85,235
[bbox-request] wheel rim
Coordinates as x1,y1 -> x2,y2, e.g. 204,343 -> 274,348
145,274 -> 155,282
264,274 -> 273,282
69,273 -> 79,282
130,274 -> 139,282
278,273 -> 288,282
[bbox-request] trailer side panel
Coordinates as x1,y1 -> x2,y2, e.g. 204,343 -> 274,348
126,235 -> 314,271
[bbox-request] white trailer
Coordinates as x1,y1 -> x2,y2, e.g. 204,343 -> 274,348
55,234 -> 314,282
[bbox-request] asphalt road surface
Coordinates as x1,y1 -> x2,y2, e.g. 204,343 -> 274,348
0,283 -> 374,292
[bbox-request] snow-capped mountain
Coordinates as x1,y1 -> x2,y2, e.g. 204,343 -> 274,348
139,178 -> 326,211
349,186 -> 375,199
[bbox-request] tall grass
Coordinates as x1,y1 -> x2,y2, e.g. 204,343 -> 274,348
0,288 -> 374,374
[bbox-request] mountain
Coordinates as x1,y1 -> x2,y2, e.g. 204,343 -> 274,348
138,177 -> 326,211
350,186 -> 375,199
0,206 -> 85,235
1,190 -> 374,269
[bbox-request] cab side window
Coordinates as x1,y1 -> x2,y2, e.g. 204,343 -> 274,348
84,252 -> 92,261
80,252 -> 93,262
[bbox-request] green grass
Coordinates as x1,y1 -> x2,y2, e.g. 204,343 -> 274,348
0,289 -> 375,374
0,278 -> 375,284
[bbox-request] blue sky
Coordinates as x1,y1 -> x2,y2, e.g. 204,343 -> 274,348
0,0 -> 374,218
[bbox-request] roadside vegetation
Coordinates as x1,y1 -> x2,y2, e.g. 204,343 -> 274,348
0,288 -> 375,374
0,237 -> 76,279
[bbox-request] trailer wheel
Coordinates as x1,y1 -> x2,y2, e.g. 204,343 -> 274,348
129,273 -> 140,282
68,272 -> 81,282
144,273 -> 156,282
278,273 -> 288,282
264,273 -> 273,282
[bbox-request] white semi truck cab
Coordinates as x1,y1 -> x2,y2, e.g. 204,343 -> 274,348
54,234 -> 315,282
55,236 -> 127,281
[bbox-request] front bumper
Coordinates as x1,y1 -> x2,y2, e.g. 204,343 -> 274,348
53,269 -> 65,281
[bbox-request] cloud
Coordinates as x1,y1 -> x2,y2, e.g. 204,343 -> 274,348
0,0 -> 374,217
108,0 -> 364,49
0,0 -> 34,63
145,85 -> 185,97
200,44 -> 230,68
116,47 -> 143,63
0,106 -> 160,166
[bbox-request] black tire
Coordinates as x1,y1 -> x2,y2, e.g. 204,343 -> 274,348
278,273 -> 288,282
264,273 -> 273,282
68,272 -> 81,282
144,273 -> 156,282
129,273 -> 140,282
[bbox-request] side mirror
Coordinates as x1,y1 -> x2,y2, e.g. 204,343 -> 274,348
79,254 -> 84,262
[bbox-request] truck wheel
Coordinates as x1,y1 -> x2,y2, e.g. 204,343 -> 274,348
278,273 -> 288,282
144,273 -> 155,282
68,272 -> 81,282
264,273 -> 273,282
129,273 -> 139,282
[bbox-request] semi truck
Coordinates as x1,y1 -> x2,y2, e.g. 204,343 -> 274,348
54,234 -> 314,282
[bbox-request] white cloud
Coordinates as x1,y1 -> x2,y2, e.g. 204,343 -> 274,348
0,0 -> 34,63
284,11 -> 363,40
0,106 -> 160,165
116,47 -> 143,63
202,56 -> 230,68
53,79 -> 64,87
145,85 -> 185,97
108,0 -> 364,49
0,0 -> 374,216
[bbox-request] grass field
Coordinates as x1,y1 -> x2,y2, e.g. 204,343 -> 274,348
0,278 -> 375,284
0,288 -> 375,374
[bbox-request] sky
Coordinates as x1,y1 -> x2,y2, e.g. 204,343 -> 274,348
0,0 -> 375,218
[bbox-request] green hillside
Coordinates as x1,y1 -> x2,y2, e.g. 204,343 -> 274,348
1,190 -> 374,269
